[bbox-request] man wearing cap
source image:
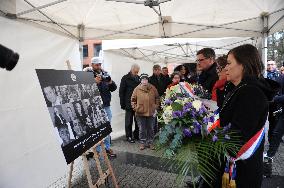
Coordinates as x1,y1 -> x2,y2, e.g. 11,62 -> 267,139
85,57 -> 117,158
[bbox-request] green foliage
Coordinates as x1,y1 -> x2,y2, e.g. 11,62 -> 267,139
155,129 -> 241,186
268,30 -> 284,66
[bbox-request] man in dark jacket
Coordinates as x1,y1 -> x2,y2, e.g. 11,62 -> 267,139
149,64 -> 171,96
119,64 -> 140,143
266,60 -> 281,146
196,48 -> 218,93
264,74 -> 284,177
85,57 -> 117,158
149,65 -> 170,134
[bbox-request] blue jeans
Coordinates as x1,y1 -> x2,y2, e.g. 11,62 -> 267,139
96,106 -> 112,152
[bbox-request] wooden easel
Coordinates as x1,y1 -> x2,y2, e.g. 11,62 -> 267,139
67,139 -> 119,188
65,60 -> 119,188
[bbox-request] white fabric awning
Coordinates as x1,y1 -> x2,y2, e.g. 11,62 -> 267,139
1,0 -> 283,40
103,37 -> 259,64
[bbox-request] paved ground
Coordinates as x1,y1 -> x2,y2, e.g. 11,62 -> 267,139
49,136 -> 284,188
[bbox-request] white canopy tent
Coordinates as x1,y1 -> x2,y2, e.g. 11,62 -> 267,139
1,0 -> 284,40
1,0 -> 284,187
103,37 -> 260,64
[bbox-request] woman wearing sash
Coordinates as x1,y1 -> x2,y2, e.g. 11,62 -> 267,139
219,44 -> 277,187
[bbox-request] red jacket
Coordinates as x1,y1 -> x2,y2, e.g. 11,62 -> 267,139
211,79 -> 226,102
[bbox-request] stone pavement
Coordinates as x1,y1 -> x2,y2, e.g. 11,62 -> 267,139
49,137 -> 284,188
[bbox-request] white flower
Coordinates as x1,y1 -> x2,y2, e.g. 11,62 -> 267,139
192,100 -> 202,111
162,106 -> 173,124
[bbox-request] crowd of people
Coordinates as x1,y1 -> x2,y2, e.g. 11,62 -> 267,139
83,44 -> 284,188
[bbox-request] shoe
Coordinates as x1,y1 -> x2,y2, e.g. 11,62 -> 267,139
149,144 -> 155,150
185,176 -> 201,188
126,137 -> 135,143
106,149 -> 117,158
140,144 -> 145,150
263,156 -> 273,178
86,152 -> 94,160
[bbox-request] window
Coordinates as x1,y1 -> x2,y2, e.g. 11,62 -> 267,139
83,45 -> 88,58
94,44 -> 102,57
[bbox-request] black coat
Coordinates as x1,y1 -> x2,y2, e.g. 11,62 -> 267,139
198,63 -> 218,93
94,70 -> 117,107
149,74 -> 171,96
219,76 -> 275,188
119,72 -> 140,110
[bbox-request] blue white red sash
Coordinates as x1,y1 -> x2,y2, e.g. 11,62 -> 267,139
179,82 -> 195,98
234,126 -> 266,161
226,126 -> 266,179
207,109 -> 220,132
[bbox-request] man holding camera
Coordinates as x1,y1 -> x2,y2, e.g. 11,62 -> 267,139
86,57 -> 117,158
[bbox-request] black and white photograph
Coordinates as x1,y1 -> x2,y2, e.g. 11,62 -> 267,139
36,69 -> 112,164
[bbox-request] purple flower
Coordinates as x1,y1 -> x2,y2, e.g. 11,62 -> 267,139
198,106 -> 206,115
212,135 -> 218,142
222,123 -> 232,134
183,103 -> 192,112
193,126 -> 200,134
192,122 -> 201,134
193,121 -> 200,128
183,128 -> 192,137
165,99 -> 172,105
190,110 -> 196,117
203,117 -> 209,124
209,116 -> 215,123
172,111 -> 183,118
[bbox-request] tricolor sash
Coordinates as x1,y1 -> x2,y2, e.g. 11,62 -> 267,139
207,108 -> 220,132
222,126 -> 266,188
179,82 -> 195,98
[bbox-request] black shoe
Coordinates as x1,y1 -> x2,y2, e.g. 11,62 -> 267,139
106,149 -> 117,158
126,137 -> 135,143
86,152 -> 94,160
185,176 -> 201,188
263,156 -> 273,178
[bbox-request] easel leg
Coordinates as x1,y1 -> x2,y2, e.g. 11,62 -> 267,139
92,148 -> 105,177
82,154 -> 94,187
100,142 -> 119,188
67,161 -> 74,188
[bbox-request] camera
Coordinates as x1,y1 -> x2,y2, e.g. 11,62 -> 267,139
0,44 -> 19,71
94,71 -> 111,82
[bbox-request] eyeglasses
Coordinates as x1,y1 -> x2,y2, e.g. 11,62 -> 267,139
267,64 -> 275,66
196,58 -> 209,63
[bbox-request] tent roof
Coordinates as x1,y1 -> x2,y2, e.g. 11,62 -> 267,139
103,37 -> 259,64
1,0 -> 284,40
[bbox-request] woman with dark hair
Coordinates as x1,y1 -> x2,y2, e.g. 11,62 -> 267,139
211,55 -> 227,107
167,71 -> 181,88
174,65 -> 189,82
218,44 -> 277,187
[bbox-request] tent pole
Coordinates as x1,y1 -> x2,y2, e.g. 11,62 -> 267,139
78,24 -> 85,69
261,13 -> 269,77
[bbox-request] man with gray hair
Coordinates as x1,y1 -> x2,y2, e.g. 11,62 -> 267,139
119,63 -> 140,143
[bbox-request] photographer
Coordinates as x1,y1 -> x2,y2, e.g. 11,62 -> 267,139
85,57 -> 117,158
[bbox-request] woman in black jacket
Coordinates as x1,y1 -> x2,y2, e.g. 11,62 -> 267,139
219,44 -> 276,188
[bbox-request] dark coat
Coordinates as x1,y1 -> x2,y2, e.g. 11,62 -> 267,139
119,72 -> 140,110
54,113 -> 67,128
219,76 -> 275,188
198,63 -> 218,93
149,73 -> 171,96
94,70 -> 117,107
